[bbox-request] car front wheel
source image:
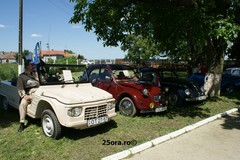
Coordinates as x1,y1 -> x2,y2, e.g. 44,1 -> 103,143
119,97 -> 137,117
41,109 -> 62,139
224,84 -> 235,93
169,92 -> 182,107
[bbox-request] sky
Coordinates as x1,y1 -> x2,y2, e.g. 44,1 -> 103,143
0,0 -> 126,60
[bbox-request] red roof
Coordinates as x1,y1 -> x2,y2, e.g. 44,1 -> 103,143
41,50 -> 72,57
0,51 -> 16,59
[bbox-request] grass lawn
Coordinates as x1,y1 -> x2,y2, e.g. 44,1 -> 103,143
0,92 -> 240,160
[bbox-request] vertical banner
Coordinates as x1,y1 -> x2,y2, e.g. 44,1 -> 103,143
33,41 -> 41,64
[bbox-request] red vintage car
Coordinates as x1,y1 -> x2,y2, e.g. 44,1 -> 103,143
87,64 -> 168,117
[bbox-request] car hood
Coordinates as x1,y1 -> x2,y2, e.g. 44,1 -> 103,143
118,80 -> 161,92
38,83 -> 113,104
162,78 -> 193,88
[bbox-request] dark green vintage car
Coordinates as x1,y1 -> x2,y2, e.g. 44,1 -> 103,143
140,68 -> 206,107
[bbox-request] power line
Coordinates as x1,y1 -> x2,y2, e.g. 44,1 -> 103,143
47,0 -> 72,16
59,0 -> 74,11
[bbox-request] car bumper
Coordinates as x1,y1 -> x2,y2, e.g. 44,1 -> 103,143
140,105 -> 167,113
185,95 -> 207,101
64,112 -> 117,130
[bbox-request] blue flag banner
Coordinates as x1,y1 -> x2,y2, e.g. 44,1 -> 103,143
33,41 -> 41,64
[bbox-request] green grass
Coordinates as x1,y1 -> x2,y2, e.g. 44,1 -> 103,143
0,93 -> 240,160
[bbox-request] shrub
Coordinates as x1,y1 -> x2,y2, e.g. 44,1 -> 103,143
0,63 -> 18,80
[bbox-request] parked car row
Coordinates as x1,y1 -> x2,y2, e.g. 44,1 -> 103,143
86,64 -> 208,116
85,64 -> 240,116
2,62 -> 239,139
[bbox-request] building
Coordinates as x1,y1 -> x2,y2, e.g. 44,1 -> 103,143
0,51 -> 17,64
41,50 -> 75,62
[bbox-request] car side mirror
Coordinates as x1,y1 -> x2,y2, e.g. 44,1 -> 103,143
105,76 -> 112,81
91,79 -> 97,85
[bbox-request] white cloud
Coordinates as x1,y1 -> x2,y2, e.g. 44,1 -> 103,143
72,25 -> 81,29
0,24 -> 6,28
31,33 -> 43,37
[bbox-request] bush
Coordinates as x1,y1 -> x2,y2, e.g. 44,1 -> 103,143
0,63 -> 18,80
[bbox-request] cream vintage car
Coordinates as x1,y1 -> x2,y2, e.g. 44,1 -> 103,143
0,63 -> 116,139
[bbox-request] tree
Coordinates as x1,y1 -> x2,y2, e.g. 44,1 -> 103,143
121,35 -> 159,66
64,49 -> 75,54
15,50 -> 31,62
55,56 -> 78,64
70,0 -> 240,96
77,54 -> 84,60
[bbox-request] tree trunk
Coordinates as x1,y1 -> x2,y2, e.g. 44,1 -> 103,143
204,38 -> 225,97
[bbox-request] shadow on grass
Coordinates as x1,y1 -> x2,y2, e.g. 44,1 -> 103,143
221,109 -> 240,130
138,101 -> 211,119
166,103 -> 211,119
62,120 -> 118,140
206,96 -> 222,102
221,91 -> 240,103
0,108 -> 19,128
26,115 -> 118,140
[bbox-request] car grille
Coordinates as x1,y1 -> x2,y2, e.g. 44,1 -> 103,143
190,84 -> 204,96
84,105 -> 107,120
154,94 -> 161,102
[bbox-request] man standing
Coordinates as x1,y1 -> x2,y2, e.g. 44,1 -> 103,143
17,59 -> 39,132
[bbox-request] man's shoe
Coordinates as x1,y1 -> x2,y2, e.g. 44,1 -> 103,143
18,123 -> 25,132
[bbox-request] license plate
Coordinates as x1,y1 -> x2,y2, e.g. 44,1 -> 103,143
87,116 -> 108,127
197,96 -> 207,100
155,106 -> 167,112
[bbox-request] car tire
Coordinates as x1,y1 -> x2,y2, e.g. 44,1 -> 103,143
41,109 -> 62,139
224,84 -> 235,93
169,92 -> 182,107
119,97 -> 137,117
0,96 -> 11,111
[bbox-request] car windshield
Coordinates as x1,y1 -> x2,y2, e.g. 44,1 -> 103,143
112,69 -> 136,79
36,63 -> 89,85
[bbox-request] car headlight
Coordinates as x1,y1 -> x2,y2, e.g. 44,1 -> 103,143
200,86 -> 205,93
142,89 -> 149,97
164,87 -> 169,92
107,101 -> 115,110
67,107 -> 82,117
184,89 -> 191,96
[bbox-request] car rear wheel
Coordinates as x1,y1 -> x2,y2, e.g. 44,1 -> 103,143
0,96 -> 10,111
41,109 -> 62,139
119,97 -> 137,117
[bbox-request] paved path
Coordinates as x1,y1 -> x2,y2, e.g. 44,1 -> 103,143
125,110 -> 240,160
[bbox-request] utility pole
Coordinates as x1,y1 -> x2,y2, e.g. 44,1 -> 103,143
18,0 -> 23,75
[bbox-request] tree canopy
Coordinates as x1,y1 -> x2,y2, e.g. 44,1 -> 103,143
70,1 -> 239,48
70,0 -> 240,96
120,35 -> 159,65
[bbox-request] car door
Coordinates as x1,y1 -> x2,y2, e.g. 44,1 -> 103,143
89,68 -> 100,86
89,67 -> 118,98
98,68 -> 118,98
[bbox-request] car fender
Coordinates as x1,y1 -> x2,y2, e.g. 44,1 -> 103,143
28,95 -> 59,119
116,89 -> 141,105
116,88 -> 150,110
